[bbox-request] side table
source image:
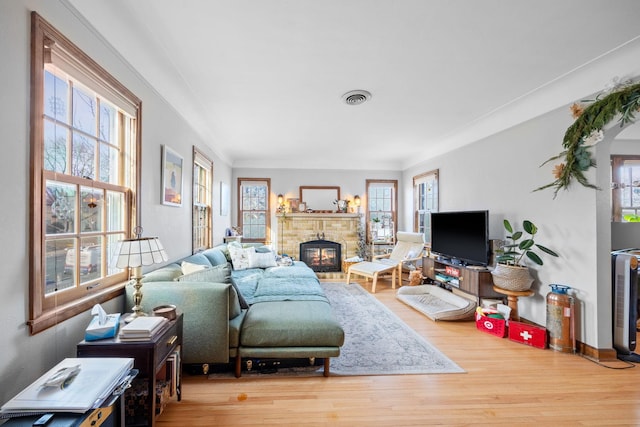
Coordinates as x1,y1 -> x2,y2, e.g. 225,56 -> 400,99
77,313 -> 183,427
492,286 -> 534,321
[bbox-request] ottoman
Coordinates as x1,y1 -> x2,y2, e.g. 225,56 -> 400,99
236,300 -> 345,377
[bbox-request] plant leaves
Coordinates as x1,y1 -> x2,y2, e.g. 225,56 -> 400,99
523,220 -> 536,235
526,251 -> 543,265
519,239 -> 534,250
511,231 -> 522,241
503,220 -> 513,233
535,244 -> 559,257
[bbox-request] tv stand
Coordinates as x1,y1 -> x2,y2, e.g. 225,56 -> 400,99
422,256 -> 504,303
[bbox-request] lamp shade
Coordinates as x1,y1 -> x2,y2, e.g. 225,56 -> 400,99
113,237 -> 168,268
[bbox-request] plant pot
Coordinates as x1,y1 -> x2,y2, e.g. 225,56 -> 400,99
491,264 -> 534,292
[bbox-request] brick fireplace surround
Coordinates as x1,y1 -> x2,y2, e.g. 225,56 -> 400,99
276,213 -> 361,271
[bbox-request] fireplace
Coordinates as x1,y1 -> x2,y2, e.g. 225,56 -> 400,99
300,239 -> 341,273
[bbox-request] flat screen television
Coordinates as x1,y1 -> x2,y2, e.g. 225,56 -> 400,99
430,210 -> 489,266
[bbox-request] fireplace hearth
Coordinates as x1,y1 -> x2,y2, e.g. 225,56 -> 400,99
300,239 -> 341,273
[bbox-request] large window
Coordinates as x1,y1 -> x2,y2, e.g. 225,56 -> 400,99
238,178 -> 271,243
366,180 -> 398,243
193,148 -> 213,252
413,170 -> 439,243
29,13 -> 140,334
612,156 -> 640,222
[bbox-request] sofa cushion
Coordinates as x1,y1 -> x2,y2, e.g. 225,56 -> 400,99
247,250 -> 277,269
175,263 -> 231,283
228,242 -> 255,270
201,248 -> 229,267
240,301 -> 344,348
181,252 -> 213,267
181,261 -> 208,275
141,264 -> 183,283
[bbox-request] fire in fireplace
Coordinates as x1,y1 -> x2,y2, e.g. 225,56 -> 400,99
300,239 -> 341,273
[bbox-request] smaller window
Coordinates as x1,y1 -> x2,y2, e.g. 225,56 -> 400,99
366,180 -> 397,244
193,148 -> 213,252
413,170 -> 439,243
238,178 -> 271,243
612,156 -> 640,222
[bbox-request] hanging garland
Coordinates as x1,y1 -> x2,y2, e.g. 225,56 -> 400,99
535,79 -> 640,197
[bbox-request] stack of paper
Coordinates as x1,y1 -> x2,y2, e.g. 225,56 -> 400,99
0,358 -> 134,416
119,316 -> 168,341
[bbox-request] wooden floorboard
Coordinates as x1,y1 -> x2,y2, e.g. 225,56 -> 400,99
158,278 -> 640,426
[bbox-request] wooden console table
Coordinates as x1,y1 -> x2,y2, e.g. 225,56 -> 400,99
77,313 -> 183,427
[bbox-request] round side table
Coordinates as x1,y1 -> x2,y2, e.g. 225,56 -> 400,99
492,286 -> 534,321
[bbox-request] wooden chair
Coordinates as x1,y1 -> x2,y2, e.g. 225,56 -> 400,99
372,231 -> 425,288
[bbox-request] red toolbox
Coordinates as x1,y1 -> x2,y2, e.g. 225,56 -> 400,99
508,320 -> 548,349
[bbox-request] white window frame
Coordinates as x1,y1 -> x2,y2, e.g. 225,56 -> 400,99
237,178 -> 271,243
193,148 -> 213,252
413,169 -> 439,244
366,179 -> 398,244
612,156 -> 640,222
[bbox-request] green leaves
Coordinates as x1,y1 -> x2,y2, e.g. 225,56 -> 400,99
498,219 -> 559,267
537,81 -> 640,197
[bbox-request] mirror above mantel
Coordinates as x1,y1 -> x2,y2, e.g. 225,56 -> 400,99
299,186 -> 340,212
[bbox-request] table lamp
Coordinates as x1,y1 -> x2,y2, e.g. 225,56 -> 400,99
113,226 -> 168,323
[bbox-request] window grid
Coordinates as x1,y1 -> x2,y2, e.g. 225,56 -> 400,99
612,156 -> 640,222
193,149 -> 213,252
365,180 -> 398,244
30,13 -> 140,334
238,179 -> 270,242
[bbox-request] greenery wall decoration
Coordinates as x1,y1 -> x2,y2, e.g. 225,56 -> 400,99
536,79 -> 640,197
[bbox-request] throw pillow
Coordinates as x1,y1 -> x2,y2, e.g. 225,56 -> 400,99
181,261 -> 208,275
247,250 -> 277,269
176,263 -> 231,283
228,242 -> 254,270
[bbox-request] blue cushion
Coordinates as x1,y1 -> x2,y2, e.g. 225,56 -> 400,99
202,248 -> 229,266
181,252 -> 212,267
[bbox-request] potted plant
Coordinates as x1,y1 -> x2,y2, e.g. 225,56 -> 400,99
492,219 -> 559,291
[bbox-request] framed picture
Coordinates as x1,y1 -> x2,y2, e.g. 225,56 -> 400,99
162,145 -> 183,206
220,182 -> 230,216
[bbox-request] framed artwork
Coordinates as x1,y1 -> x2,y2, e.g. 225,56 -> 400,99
220,181 -> 230,216
162,145 -> 183,206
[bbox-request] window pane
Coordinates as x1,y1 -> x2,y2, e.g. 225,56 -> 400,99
81,186 -> 102,232
44,70 -> 69,124
45,238 -> 75,295
44,120 -> 68,173
72,85 -> 96,135
72,132 -> 96,178
46,180 -> 76,235
99,101 -> 117,144
107,233 -> 125,276
106,191 -> 125,232
79,236 -> 102,282
99,143 -> 119,184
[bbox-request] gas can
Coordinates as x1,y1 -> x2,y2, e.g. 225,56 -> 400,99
546,284 -> 575,353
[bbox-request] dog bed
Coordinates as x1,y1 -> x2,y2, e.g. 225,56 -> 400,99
396,284 -> 477,321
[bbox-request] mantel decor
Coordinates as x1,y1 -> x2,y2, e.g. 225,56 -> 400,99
536,78 -> 640,197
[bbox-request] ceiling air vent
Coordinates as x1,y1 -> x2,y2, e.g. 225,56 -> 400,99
342,90 -> 372,105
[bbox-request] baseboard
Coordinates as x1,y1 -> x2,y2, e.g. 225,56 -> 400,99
518,317 -> 617,362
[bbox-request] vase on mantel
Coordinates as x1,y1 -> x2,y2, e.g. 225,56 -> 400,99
491,263 -> 534,292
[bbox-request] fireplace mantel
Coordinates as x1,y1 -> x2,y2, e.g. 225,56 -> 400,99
280,212 -> 360,219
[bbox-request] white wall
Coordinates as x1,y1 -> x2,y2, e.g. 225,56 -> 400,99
232,168 -> 402,249
0,0 -> 232,405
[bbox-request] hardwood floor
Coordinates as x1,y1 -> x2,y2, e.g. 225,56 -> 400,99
158,279 -> 640,426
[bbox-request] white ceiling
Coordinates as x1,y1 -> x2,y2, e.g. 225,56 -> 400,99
66,0 -> 640,170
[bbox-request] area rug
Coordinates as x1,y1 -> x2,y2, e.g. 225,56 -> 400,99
322,282 -> 464,375
209,282 -> 463,378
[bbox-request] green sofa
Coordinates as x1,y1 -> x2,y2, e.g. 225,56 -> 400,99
124,246 -> 344,377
